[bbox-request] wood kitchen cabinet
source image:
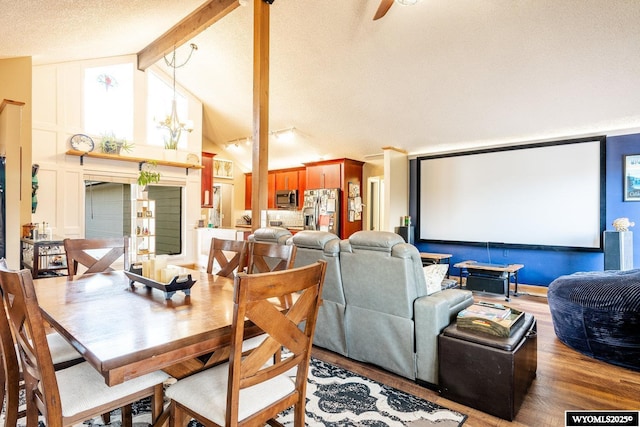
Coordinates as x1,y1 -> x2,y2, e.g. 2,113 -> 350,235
201,152 -> 215,207
305,162 -> 341,189
244,172 -> 276,210
246,167 -> 305,210
268,172 -> 276,208
275,169 -> 300,191
244,173 -> 252,210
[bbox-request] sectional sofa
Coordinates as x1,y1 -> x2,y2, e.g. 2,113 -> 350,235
250,227 -> 474,386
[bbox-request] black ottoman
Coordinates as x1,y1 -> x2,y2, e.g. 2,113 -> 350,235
548,269 -> 640,371
438,314 -> 537,421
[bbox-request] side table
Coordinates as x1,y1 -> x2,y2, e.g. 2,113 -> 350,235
20,237 -> 67,278
454,260 -> 524,301
438,313 -> 537,421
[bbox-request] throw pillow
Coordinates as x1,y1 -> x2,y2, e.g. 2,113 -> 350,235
423,263 -> 449,295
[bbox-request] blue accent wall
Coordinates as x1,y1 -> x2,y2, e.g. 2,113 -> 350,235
410,133 -> 640,286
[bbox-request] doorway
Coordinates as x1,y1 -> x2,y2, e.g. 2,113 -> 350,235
211,183 -> 233,228
367,176 -> 384,231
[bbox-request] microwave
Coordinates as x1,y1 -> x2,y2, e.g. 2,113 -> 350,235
275,189 -> 298,209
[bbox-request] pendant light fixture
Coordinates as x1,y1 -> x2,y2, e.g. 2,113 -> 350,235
158,43 -> 198,150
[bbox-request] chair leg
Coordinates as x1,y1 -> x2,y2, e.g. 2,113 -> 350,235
3,380 -> 20,426
101,412 -> 111,424
151,383 -> 165,424
293,401 -> 305,427
25,396 -> 40,427
170,401 -> 189,427
121,404 -> 133,427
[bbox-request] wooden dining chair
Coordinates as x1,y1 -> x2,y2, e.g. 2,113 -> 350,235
64,236 -> 130,279
0,267 -> 169,427
207,238 -> 248,277
166,260 -> 327,427
246,241 -> 298,308
0,259 -> 84,426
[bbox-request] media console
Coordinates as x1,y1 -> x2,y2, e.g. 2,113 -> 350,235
454,260 -> 524,301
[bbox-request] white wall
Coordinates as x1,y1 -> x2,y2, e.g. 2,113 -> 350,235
31,55 -> 203,265
383,147 -> 408,232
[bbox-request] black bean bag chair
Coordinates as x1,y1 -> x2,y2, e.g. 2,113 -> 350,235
548,269 -> 640,371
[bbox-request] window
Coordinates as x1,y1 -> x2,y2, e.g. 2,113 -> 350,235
147,70 -> 189,149
84,181 -> 183,256
84,63 -> 133,141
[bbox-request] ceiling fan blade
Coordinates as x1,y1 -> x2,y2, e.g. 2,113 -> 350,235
373,0 -> 394,20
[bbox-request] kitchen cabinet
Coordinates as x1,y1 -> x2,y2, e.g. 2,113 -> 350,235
306,162 -> 341,189
244,174 -> 252,210
275,169 -> 301,191
201,152 -> 215,207
21,237 -> 67,278
304,158 -> 364,239
274,167 -> 305,209
246,167 -> 306,210
244,172 -> 276,209
268,172 -> 276,208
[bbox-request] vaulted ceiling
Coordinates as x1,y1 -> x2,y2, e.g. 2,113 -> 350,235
2,0 -> 640,172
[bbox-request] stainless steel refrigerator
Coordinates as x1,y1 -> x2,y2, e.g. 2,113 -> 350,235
302,188 -> 340,236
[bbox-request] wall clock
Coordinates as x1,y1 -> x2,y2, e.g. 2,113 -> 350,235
70,134 -> 94,152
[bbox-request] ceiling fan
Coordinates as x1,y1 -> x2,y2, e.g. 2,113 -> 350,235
373,0 -> 420,20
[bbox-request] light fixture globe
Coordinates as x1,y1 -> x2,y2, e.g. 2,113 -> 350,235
396,0 -> 419,5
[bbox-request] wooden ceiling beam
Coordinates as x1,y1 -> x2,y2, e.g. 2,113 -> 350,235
137,0 -> 239,71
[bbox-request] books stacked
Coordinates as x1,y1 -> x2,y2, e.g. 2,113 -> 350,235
458,302 -> 511,321
457,302 -> 524,337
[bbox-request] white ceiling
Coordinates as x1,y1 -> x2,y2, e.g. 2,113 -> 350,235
3,0 -> 640,172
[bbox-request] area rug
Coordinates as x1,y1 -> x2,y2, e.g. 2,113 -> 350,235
3,358 -> 466,427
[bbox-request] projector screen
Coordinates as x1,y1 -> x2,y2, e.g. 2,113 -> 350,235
417,137 -> 605,250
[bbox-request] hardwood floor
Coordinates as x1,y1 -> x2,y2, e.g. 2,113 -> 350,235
311,292 -> 640,427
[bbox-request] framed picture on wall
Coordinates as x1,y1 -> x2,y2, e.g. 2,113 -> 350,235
624,154 -> 640,201
213,159 -> 233,179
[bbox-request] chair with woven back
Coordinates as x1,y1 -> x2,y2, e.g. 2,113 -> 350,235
64,236 -> 130,279
206,238 -> 248,278
0,267 -> 169,427
246,241 -> 298,308
166,260 -> 327,427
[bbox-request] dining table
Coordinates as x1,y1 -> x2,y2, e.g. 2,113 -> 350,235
34,269 -> 268,388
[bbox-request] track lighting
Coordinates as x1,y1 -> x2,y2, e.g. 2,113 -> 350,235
225,127 -> 297,149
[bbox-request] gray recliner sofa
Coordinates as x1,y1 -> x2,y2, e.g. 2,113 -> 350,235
289,231 -> 347,355
287,229 -> 473,386
248,226 -> 292,244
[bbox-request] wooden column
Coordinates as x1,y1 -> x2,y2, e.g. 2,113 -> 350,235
251,0 -> 270,230
0,99 -> 25,268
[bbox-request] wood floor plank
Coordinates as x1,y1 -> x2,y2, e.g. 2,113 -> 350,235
311,293 -> 640,426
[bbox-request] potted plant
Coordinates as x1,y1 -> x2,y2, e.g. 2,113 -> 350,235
99,133 -> 134,155
137,161 -> 161,187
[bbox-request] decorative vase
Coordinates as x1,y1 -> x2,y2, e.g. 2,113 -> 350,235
163,149 -> 178,161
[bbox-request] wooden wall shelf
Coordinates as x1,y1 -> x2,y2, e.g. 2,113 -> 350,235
65,149 -> 204,175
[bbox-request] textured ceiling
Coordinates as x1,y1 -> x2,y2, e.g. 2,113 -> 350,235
3,0 -> 640,171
